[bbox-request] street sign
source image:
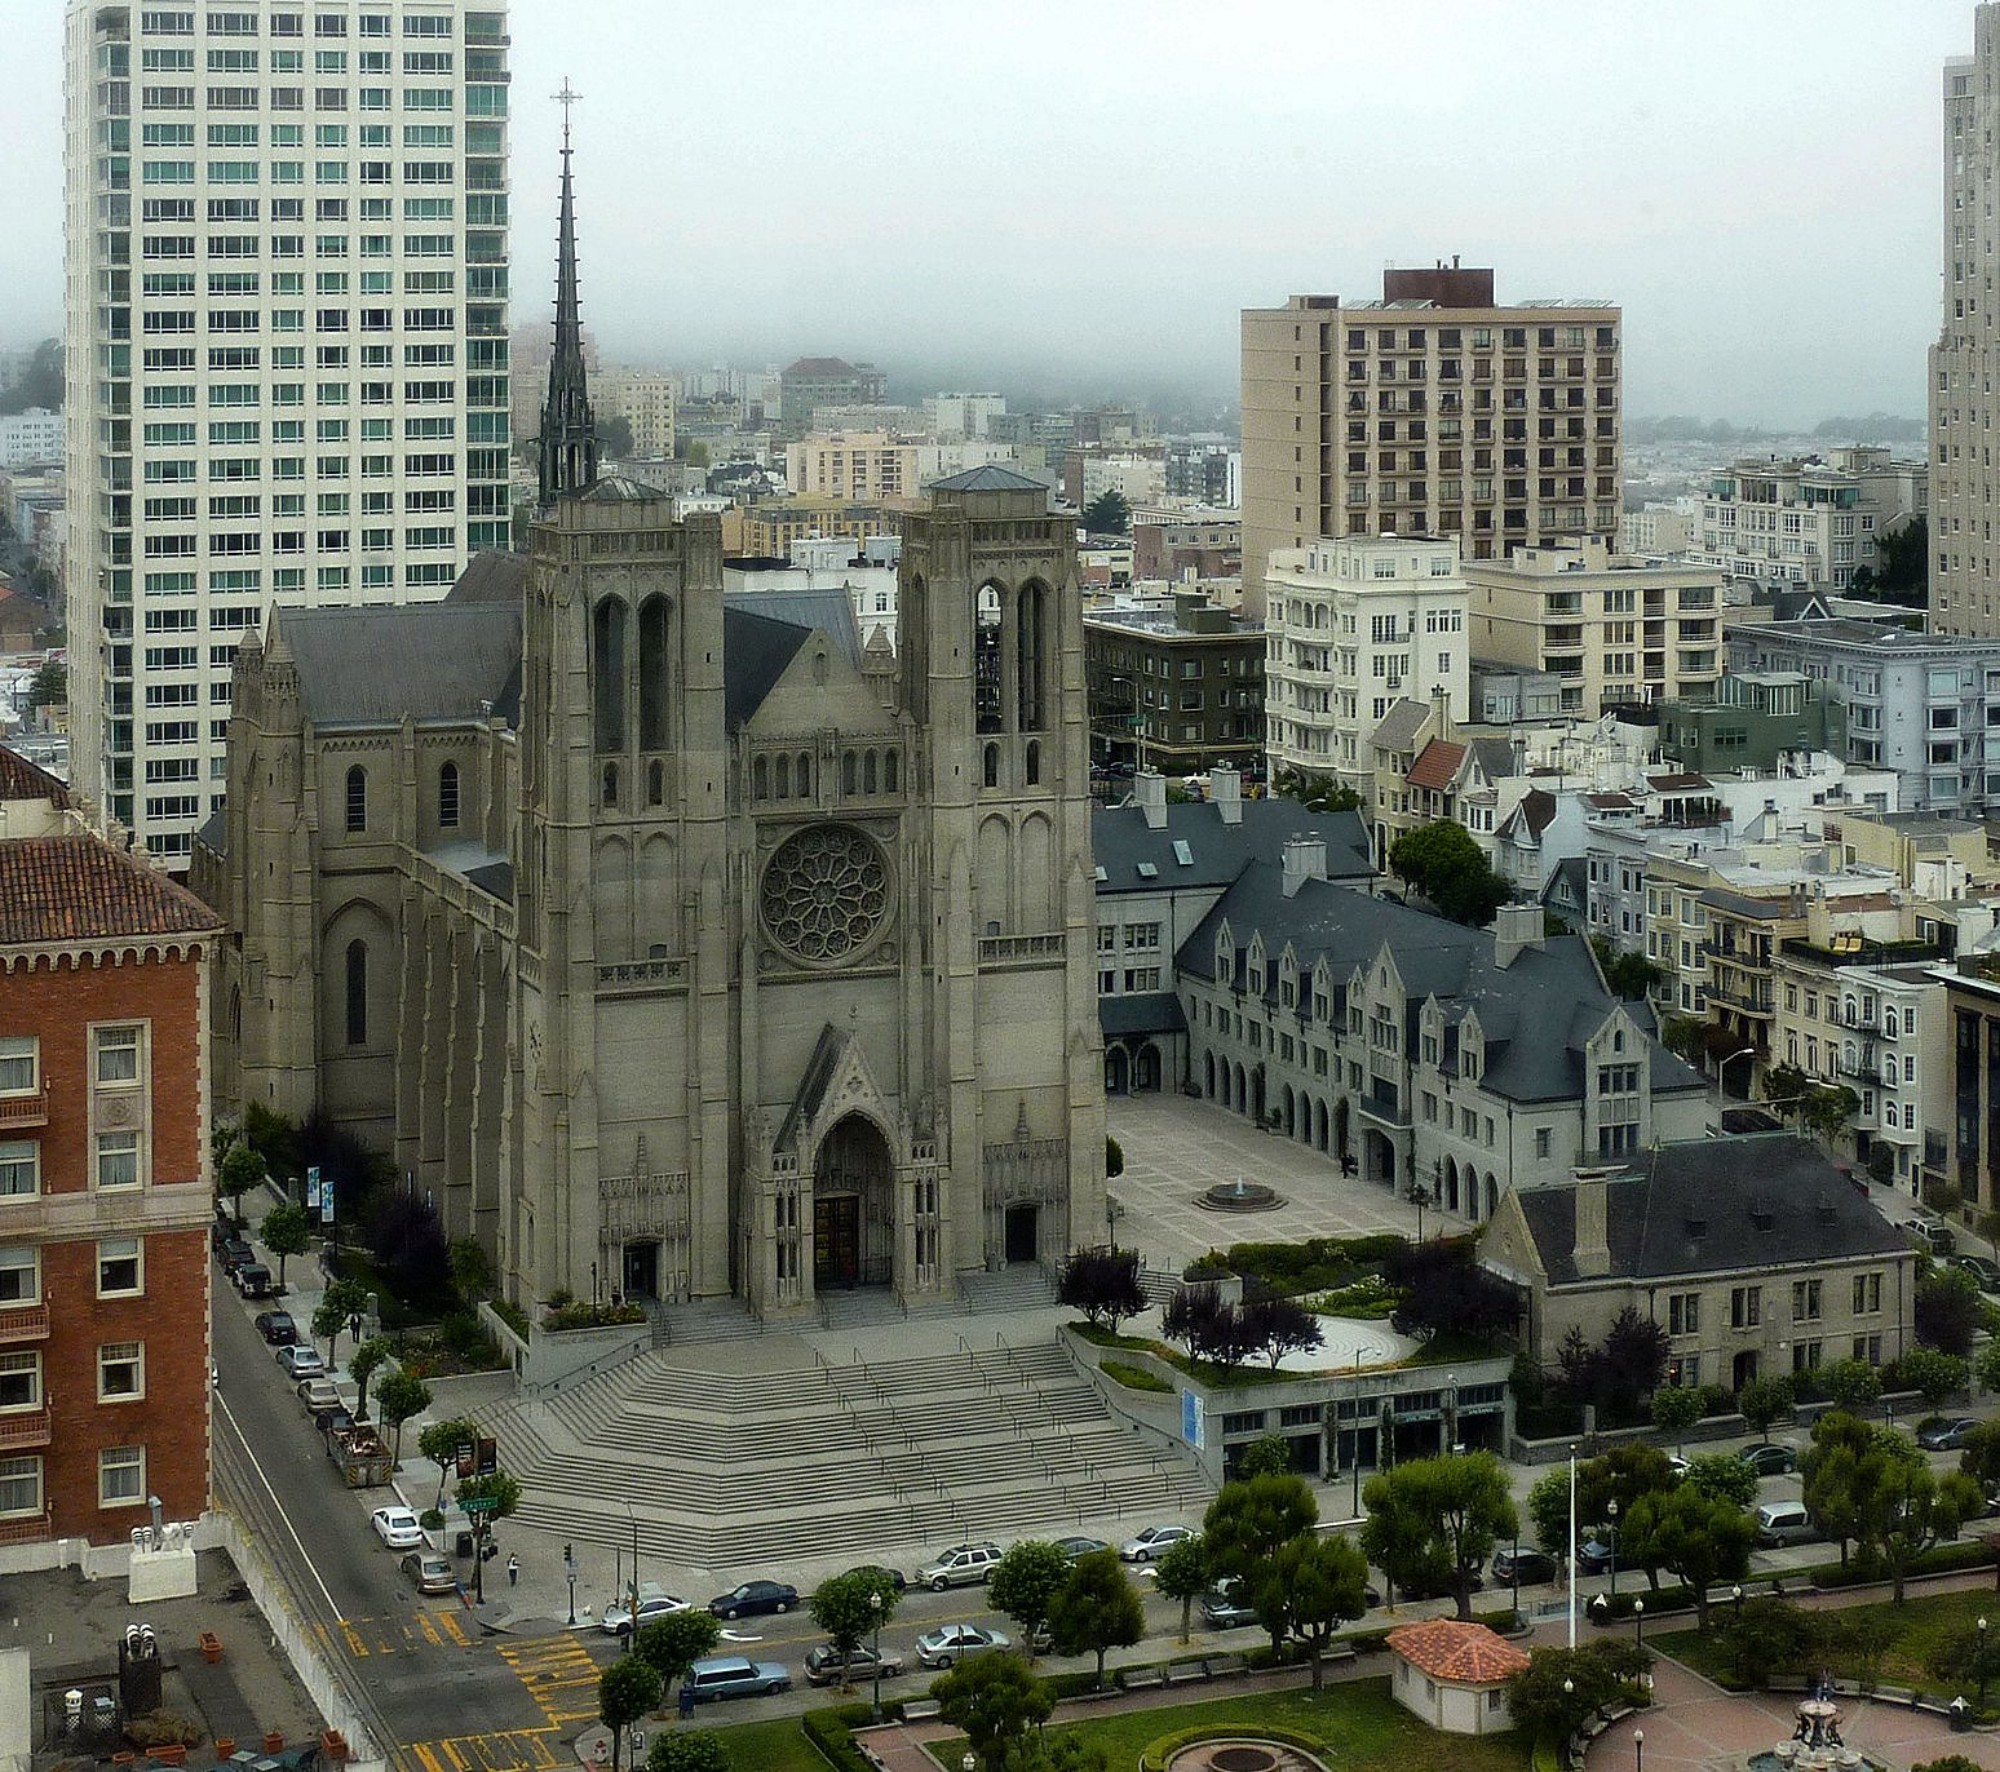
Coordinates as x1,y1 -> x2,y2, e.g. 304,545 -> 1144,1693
460,1495 -> 501,1515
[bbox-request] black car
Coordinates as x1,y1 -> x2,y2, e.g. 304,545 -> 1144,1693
1491,1548 -> 1559,1585
313,1405 -> 356,1436
254,1310 -> 298,1346
219,1238 -> 255,1274
707,1580 -> 798,1620
1395,1564 -> 1483,1601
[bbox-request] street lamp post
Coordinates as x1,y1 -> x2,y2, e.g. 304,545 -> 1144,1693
1634,1728 -> 1645,1772
1608,1497 -> 1619,1602
1633,1596 -> 1644,1653
870,1588 -> 885,1725
1731,1583 -> 1743,1618
565,1541 -> 577,1628
1981,1616 -> 1991,1710
1567,1445 -> 1579,1651
1715,1045 -> 1757,1126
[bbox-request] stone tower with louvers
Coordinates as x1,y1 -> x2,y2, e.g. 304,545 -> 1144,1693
504,143 -> 1103,1314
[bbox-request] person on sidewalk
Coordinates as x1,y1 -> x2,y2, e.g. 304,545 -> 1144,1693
507,1554 -> 519,1588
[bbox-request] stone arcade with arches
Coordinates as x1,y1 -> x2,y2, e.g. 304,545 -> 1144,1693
195,142 -> 1103,1318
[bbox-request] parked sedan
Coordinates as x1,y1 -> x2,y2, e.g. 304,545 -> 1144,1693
276,1344 -> 326,1379
254,1310 -> 298,1346
1200,1578 -> 1258,1630
1055,1535 -> 1110,1561
915,1623 -> 1011,1669
600,1583 -> 690,1638
1119,1524 -> 1193,1562
1918,1416 -> 1981,1451
1740,1442 -> 1799,1476
1955,1255 -> 2000,1293
219,1238 -> 256,1274
1491,1548 -> 1559,1585
296,1377 -> 342,1415
400,1550 -> 455,1594
371,1505 -> 425,1549
804,1642 -> 905,1687
707,1579 -> 798,1620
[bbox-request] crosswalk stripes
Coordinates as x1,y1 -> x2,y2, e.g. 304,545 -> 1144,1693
498,1635 -> 606,1729
331,1609 -> 477,1657
400,1728 -> 562,1772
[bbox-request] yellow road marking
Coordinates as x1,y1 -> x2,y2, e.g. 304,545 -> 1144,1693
402,1729 -> 561,1772
498,1636 -> 604,1728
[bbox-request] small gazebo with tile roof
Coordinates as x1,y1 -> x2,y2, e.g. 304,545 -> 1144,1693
1386,1618 -> 1531,1735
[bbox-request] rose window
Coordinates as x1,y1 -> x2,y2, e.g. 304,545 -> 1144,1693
761,824 -> 890,964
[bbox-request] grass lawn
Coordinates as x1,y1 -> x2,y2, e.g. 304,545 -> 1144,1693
708,1718 -> 825,1772
1039,1673 -> 1530,1771
1657,1586 -> 2000,1693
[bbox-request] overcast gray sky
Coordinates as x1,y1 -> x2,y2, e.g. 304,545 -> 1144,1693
0,0 -> 1979,423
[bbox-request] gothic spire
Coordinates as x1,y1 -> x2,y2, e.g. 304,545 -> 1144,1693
538,80 -> 597,504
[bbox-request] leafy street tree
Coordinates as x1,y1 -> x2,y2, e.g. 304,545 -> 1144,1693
598,1656 -> 661,1772
987,1541 -> 1070,1661
312,1277 -> 371,1364
1081,488 -> 1131,535
647,1732 -> 728,1772
1161,1282 -> 1255,1374
1361,1452 -> 1517,1621
1387,820 -> 1512,927
1055,1247 -> 1146,1333
1879,1453 -> 1984,1603
1917,1265 -> 1984,1358
26,658 -> 66,711
807,1568 -> 895,1685
1591,937 -> 1664,1002
1803,1415 -> 1981,1599
1801,1410 -> 1877,1567
1577,1443 -> 1681,1537
1901,1346 -> 1972,1416
1650,1383 -> 1703,1455
930,1645 -> 1053,1772
1254,1532 -> 1370,1689
1822,1356 -> 1884,1413
1241,1293 -> 1324,1369
1503,1645 -> 1623,1746
1715,1596 -> 1822,1690
1960,1421 -> 2000,1495
1152,1532 -> 1208,1643
1976,1337 -> 2000,1397
377,1368 -> 434,1464
1682,1453 -> 1758,1511
1382,1238 -> 1520,1341
347,1336 -> 392,1418
1619,1484 -> 1754,1631
219,1141 -> 264,1224
260,1200 -> 310,1285
1046,1551 -> 1146,1691
1203,1472 -> 1317,1585
453,1466 -> 521,1522
1526,1468 -> 1577,1561
635,1610 -> 721,1697
1234,1435 -> 1295,1480
417,1415 -> 481,1509
1738,1374 -> 1795,1443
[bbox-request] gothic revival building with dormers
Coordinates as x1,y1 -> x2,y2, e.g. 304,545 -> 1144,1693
195,141 -> 1104,1317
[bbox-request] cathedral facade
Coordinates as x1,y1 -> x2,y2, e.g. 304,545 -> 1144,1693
197,152 -> 1104,1315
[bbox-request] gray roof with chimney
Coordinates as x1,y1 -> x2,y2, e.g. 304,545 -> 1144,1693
1091,795 -> 1373,895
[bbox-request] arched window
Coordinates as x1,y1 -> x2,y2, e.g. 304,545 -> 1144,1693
592,597 -> 627,753
344,938 -> 368,1046
983,743 -> 1000,788
863,750 -> 878,793
1017,581 -> 1046,732
796,750 -> 813,797
345,765 -> 366,833
437,760 -> 460,828
775,753 -> 791,797
647,760 -> 665,806
974,582 -> 1004,734
601,761 -> 620,809
842,751 -> 857,795
638,595 -> 670,750
1025,739 -> 1041,786
884,749 -> 899,793
752,755 -> 769,799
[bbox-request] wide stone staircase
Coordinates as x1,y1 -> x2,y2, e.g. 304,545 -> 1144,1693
496,1336 -> 1211,1576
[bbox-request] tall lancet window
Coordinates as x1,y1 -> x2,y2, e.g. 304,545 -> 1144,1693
593,598 -> 627,752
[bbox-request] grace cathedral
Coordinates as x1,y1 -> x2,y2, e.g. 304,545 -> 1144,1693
196,137 -> 1105,1317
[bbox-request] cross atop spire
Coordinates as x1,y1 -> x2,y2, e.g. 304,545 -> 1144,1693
538,78 -> 597,506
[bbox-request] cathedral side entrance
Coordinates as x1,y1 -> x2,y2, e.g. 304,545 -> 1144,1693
812,1113 -> 895,1291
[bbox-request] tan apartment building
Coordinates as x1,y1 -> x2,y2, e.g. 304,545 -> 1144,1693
789,433 -> 928,501
1465,537 -> 1724,716
1241,262 -> 1621,619
721,498 -> 919,558
595,369 -> 678,461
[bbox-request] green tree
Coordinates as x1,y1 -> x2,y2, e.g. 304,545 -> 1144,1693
1960,1421 -> 2000,1495
376,1368 -> 434,1464
1253,1532 -> 1369,1689
1388,820 -> 1512,927
1360,1452 -> 1517,1621
1503,1645 -> 1622,1746
449,1237 -> 495,1303
600,413 -> 636,458
1525,1467 -> 1577,1560
1591,937 -> 1664,1001
930,1646 -> 1053,1772
807,1565 -> 898,1685
1202,1471 -> 1316,1648
987,1541 -> 1070,1661
1976,1338 -> 2000,1397
1738,1374 -> 1795,1442
598,1656 -> 661,1772
1650,1383 -> 1703,1455
26,659 -> 65,710
218,1141 -> 264,1224
1901,1346 -> 1972,1416
260,1200 -> 311,1285
634,1610 -> 721,1698
312,1277 -> 370,1364
647,1733 -> 727,1772
1716,1596 -> 1822,1689
1917,1266 -> 1984,1358
1823,1357 -> 1884,1413
417,1415 -> 481,1509
347,1335 -> 392,1418
1081,488 -> 1130,534
1619,1483 -> 1754,1631
1683,1452 -> 1758,1511
1233,1434 -> 1294,1480
1152,1532 -> 1208,1644
1047,1550 -> 1145,1691
1801,1409 -> 1878,1567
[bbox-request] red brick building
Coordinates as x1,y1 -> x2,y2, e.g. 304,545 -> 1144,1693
0,825 -> 220,1547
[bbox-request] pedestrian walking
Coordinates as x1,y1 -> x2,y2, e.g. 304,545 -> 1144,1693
507,1553 -> 519,1588
678,1683 -> 695,1721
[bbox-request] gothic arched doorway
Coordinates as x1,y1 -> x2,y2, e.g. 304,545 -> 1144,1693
814,1114 -> 895,1290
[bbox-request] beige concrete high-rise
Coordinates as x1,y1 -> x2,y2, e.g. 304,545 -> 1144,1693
1241,264 -> 1622,620
1934,8 -> 2000,636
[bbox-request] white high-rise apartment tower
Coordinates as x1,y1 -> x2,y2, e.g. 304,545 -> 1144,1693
64,0 -> 511,862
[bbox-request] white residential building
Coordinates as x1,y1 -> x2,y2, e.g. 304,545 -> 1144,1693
1690,449 -> 1926,595
63,0 -> 511,862
1264,534 -> 1470,791
0,409 -> 66,469
924,392 -> 1006,439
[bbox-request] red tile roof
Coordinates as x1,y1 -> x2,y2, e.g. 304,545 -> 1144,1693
0,745 -> 70,809
0,836 -> 220,945
1406,739 -> 1467,793
1387,1619 -> 1531,1685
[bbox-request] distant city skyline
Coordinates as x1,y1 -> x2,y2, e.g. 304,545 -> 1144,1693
1,1 -> 1982,426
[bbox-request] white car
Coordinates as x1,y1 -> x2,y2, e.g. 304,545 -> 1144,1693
371,1505 -> 425,1550
1119,1524 -> 1192,1562
600,1582 -> 690,1637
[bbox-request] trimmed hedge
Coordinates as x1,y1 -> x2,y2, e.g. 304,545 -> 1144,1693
1101,1359 -> 1175,1394
1811,1538 -> 1995,1589
800,1702 -> 872,1772
1139,1722 -> 1327,1772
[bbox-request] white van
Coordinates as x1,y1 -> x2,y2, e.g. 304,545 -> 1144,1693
1755,1500 -> 1815,1547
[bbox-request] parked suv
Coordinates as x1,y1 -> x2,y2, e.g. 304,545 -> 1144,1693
682,1656 -> 790,1702
916,1541 -> 1003,1592
1491,1548 -> 1559,1586
1755,1501 -> 1817,1547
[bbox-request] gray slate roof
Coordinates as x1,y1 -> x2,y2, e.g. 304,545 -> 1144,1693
1514,1135 -> 1906,1285
1100,992 -> 1188,1038
1369,698 -> 1433,754
721,607 -> 815,731
446,551 -> 529,605
1091,800 -> 1374,893
278,604 -> 524,730
1180,866 -> 1703,1106
723,587 -> 862,670
928,464 -> 1050,494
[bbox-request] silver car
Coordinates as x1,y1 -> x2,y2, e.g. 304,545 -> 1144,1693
915,1623 -> 1011,1669
915,1541 -> 1002,1592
